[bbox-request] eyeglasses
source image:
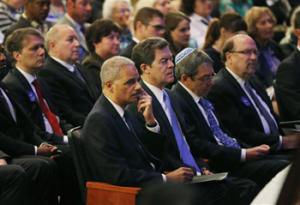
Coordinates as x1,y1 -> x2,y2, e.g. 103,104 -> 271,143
146,24 -> 166,31
194,72 -> 216,83
229,49 -> 259,56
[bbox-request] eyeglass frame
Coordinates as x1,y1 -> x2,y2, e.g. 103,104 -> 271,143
228,49 -> 260,56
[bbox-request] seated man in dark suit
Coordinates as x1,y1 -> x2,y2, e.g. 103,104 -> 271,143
207,34 -> 299,152
130,37 -> 258,204
82,56 -> 194,186
276,9 -> 300,121
171,47 -> 288,188
3,28 -> 71,145
121,7 -> 165,58
0,82 -> 58,205
0,150 -> 32,205
38,24 -> 97,127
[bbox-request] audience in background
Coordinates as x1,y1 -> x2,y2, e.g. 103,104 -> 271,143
275,8 -> 300,122
82,19 -> 122,97
57,0 -> 92,61
203,12 -> 247,72
164,11 -> 196,56
4,0 -> 51,40
46,0 -> 65,23
180,0 -> 214,48
102,0 -> 133,51
245,6 -> 284,90
121,7 -> 165,58
0,0 -> 23,39
134,0 -> 170,15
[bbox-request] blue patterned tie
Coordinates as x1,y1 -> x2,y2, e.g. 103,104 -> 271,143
198,98 -> 240,148
244,82 -> 279,136
163,91 -> 201,172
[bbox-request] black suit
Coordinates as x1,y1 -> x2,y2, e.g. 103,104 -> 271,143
275,50 -> 300,121
0,84 -> 59,205
0,83 -> 43,156
3,68 -> 72,144
38,57 -> 97,126
208,68 -> 281,150
128,81 -> 259,204
81,53 -> 104,97
0,81 -> 81,205
171,82 -> 288,187
120,40 -> 137,58
81,95 -> 163,186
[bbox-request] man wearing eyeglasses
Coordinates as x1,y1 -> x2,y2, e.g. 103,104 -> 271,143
171,47 -> 288,188
121,7 -> 165,58
208,34 -> 299,153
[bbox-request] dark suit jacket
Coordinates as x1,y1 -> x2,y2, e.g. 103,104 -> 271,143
81,53 -> 104,97
0,83 -> 43,156
208,69 -> 281,150
120,41 -> 137,58
275,50 -> 300,121
128,81 -> 208,172
2,68 -> 72,144
171,83 -> 242,170
38,57 -> 97,126
81,95 -> 163,186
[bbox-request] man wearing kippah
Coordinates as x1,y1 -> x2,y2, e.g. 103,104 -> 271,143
129,37 -> 259,205
171,47 -> 288,189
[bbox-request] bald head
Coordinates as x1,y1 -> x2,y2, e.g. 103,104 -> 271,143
223,34 -> 258,79
46,24 -> 80,64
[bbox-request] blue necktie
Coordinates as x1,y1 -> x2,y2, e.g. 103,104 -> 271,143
73,65 -> 86,84
244,82 -> 279,136
198,98 -> 240,149
163,91 -> 201,172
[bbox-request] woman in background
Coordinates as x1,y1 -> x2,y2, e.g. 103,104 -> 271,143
203,12 -> 247,72
165,11 -> 196,56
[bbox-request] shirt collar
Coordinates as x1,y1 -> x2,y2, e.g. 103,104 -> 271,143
16,66 -> 36,84
104,95 -> 125,118
132,36 -> 140,43
297,46 -> 300,52
190,13 -> 211,23
50,56 -> 75,72
178,81 -> 201,103
143,80 -> 164,104
226,67 -> 246,87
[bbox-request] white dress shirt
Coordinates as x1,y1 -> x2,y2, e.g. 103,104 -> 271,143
179,82 -> 246,161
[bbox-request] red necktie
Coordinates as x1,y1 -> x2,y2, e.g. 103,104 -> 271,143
32,79 -> 64,136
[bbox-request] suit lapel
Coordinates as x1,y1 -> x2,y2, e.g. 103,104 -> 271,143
141,81 -> 180,154
174,83 -> 214,137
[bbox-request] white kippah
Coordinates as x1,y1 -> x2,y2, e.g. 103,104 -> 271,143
175,47 -> 196,64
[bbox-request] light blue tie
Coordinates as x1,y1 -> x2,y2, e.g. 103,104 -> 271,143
163,91 -> 201,172
199,98 -> 240,149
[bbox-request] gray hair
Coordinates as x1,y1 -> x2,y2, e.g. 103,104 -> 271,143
175,49 -> 213,80
101,56 -> 135,87
102,0 -> 132,19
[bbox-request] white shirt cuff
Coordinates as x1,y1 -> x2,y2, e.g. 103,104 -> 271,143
240,149 -> 246,161
63,135 -> 69,144
162,174 -> 167,182
146,120 -> 160,133
278,135 -> 283,150
34,146 -> 37,155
